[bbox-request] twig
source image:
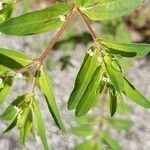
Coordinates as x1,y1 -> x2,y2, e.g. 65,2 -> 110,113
37,8 -> 76,63
76,8 -> 97,41
93,88 -> 108,139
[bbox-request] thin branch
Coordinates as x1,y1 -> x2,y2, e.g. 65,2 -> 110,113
76,8 -> 97,41
93,88 -> 108,139
76,8 -> 105,51
37,9 -> 76,63
16,60 -> 36,74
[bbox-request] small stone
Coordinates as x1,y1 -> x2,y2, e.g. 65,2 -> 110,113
59,15 -> 66,22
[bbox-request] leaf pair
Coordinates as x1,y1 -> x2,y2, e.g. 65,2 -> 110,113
68,49 -> 105,117
75,0 -> 144,20
0,2 -> 70,35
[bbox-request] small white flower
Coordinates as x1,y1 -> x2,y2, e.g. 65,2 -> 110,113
97,57 -> 103,63
102,77 -> 110,82
0,2 -> 2,10
14,106 -> 20,112
59,15 -> 66,22
87,49 -> 94,56
0,77 -> 3,84
16,73 -> 23,79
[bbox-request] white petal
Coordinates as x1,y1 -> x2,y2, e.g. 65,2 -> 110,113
16,73 -> 23,79
97,57 -> 103,63
0,77 -> 3,84
87,49 -> 94,56
0,2 -> 2,10
59,15 -> 66,22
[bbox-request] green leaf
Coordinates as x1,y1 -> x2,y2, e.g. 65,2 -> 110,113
0,105 -> 17,121
39,67 -> 65,132
73,140 -> 102,150
105,117 -> 133,131
123,77 -> 150,108
74,0 -> 100,7
101,40 -> 150,57
20,108 -> 32,144
0,77 -> 13,106
117,94 -> 127,113
75,66 -> 103,117
3,114 -> 18,133
0,1 -> 14,22
72,124 -> 93,137
68,49 -> 101,110
101,131 -> 121,150
75,114 -> 98,125
32,96 -> 49,150
0,2 -> 70,35
81,0 -> 144,20
0,94 -> 28,121
0,48 -> 32,76
104,55 -> 124,93
22,0 -> 31,14
109,88 -> 117,117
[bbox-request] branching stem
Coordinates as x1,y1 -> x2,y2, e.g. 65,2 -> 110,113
37,8 -> 76,63
76,8 -> 97,41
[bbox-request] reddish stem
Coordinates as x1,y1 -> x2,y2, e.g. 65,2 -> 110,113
76,8 -> 97,41
37,9 -> 76,63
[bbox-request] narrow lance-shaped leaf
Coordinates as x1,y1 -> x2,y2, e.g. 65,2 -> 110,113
75,66 -> 104,117
68,48 -> 101,110
101,40 -> 150,57
32,96 -> 49,150
0,2 -> 70,35
39,67 -> 66,132
0,48 -> 32,76
104,55 -> 124,93
80,0 -> 144,20
3,114 -> 18,133
19,108 -> 33,144
123,77 -> 150,108
109,88 -> 117,117
101,131 -> 121,150
0,94 -> 27,121
0,77 -> 13,106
